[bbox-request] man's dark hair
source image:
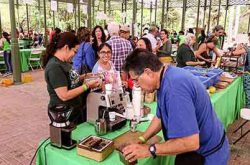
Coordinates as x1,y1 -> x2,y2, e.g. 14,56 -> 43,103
123,48 -> 163,75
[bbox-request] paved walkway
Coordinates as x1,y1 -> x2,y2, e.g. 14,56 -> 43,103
0,70 -> 249,165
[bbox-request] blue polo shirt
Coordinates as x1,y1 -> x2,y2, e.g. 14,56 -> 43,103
156,66 -> 229,165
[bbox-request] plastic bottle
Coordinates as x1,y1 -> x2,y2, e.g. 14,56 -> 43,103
132,86 -> 142,121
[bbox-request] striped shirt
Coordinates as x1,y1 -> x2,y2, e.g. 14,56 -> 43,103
106,36 -> 133,72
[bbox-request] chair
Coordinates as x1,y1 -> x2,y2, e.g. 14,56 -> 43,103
28,49 -> 43,71
0,51 -> 6,72
233,108 -> 250,144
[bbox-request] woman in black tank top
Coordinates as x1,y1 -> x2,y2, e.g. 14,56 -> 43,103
195,35 -> 222,67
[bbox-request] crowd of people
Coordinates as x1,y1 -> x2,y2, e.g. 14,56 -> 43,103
1,21 -> 250,165
0,28 -> 44,76
41,23 -> 250,165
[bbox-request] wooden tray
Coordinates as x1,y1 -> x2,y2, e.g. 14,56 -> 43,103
113,130 -> 162,152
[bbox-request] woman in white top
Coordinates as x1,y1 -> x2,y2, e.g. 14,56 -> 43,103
92,43 -> 121,90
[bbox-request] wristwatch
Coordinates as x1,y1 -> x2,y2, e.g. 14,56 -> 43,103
149,144 -> 157,159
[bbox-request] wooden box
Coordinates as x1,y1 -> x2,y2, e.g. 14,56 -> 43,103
77,135 -> 114,162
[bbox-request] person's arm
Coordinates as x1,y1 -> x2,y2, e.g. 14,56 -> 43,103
47,65 -> 100,102
54,79 -> 99,101
155,134 -> 199,156
122,133 -> 199,162
141,116 -> 162,141
195,44 -> 212,63
232,45 -> 247,56
0,38 -> 5,48
213,47 -> 222,57
186,61 -> 205,66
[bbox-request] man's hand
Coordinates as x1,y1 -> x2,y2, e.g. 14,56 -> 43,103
122,144 -> 151,163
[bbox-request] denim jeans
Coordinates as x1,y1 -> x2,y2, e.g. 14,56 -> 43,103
3,50 -> 12,73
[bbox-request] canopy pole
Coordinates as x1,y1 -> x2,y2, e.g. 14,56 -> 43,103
224,0 -> 229,29
53,11 -> 55,29
217,0 -> 221,25
141,0 -> 143,36
9,0 -> 22,84
125,0 -> 127,23
132,0 -> 137,37
26,4 -> 29,33
0,8 -> 2,35
196,0 -> 201,38
150,1 -> 152,24
207,0 -> 212,34
161,0 -> 165,29
16,0 -> 20,29
87,0 -> 92,29
78,0 -> 80,28
203,0 -> 207,28
43,0 -> 48,46
166,0 -> 169,29
181,0 -> 187,31
104,0 -> 107,26
155,0 -> 157,24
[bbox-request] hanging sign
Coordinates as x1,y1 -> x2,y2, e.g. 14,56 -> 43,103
23,0 -> 33,5
67,3 -> 74,13
82,5 -> 88,14
51,1 -> 57,11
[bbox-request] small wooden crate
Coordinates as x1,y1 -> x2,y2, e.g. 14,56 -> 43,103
77,135 -> 114,162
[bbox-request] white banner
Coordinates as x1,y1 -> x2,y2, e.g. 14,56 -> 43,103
82,5 -> 88,14
23,0 -> 33,5
67,3 -> 74,13
51,1 -> 57,11
96,12 -> 108,20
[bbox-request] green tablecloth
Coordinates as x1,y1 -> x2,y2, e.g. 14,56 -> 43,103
19,48 -> 45,72
36,77 -> 245,165
36,103 -> 175,165
210,77 -> 245,129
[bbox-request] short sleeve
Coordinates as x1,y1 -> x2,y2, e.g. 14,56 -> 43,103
182,49 -> 194,64
167,91 -> 199,138
47,65 -> 68,89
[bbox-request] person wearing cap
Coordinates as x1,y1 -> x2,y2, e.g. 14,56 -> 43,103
119,25 -> 130,40
106,23 -> 133,72
120,25 -> 136,49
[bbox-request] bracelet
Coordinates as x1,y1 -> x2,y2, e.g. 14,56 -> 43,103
82,84 -> 88,92
138,136 -> 147,144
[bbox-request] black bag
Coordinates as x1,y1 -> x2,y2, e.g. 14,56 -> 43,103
175,152 -> 205,165
79,42 -> 91,75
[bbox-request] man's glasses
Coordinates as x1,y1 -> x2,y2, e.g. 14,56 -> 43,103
72,48 -> 78,54
131,74 -> 143,85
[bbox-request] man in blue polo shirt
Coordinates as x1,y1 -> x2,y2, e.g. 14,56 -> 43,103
122,49 -> 229,165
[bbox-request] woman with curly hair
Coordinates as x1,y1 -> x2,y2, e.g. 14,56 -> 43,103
92,25 -> 106,60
